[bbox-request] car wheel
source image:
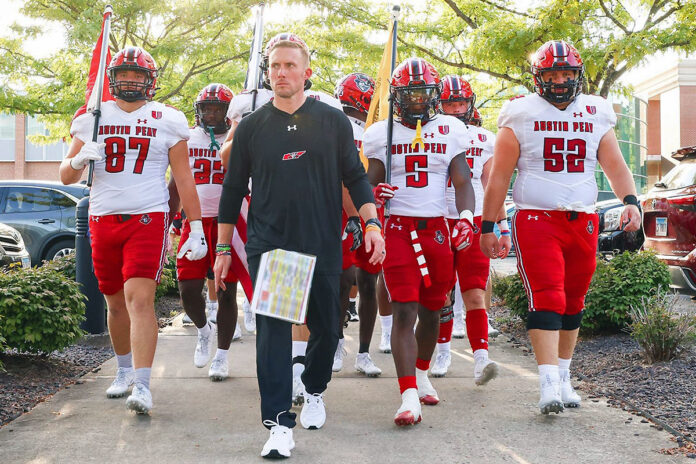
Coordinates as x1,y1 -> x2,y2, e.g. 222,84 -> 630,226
44,239 -> 75,261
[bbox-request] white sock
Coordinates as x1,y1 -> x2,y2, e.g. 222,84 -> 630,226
209,301 -> 218,311
198,322 -> 212,337
538,364 -> 560,384
453,280 -> 464,318
473,348 -> 488,362
292,341 -> 307,358
135,367 -> 151,390
349,297 -> 357,304
437,342 -> 450,354
116,352 -> 133,369
213,348 -> 228,362
293,362 -> 305,379
558,357 -> 572,380
380,315 -> 392,334
415,367 -> 428,379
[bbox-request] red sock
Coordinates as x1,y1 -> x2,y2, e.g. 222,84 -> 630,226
438,318 -> 453,344
398,376 -> 417,394
466,308 -> 488,352
415,357 -> 430,371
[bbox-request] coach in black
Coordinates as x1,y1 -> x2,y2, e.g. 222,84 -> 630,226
214,36 -> 384,459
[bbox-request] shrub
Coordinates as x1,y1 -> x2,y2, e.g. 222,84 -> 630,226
41,253 -> 76,280
491,272 -> 529,321
0,265 -> 86,354
155,254 -> 179,301
627,287 -> 696,363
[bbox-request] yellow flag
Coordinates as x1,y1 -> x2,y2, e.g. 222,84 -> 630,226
359,21 -> 397,169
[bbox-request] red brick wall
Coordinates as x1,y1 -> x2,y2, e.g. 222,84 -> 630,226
679,86 -> 696,148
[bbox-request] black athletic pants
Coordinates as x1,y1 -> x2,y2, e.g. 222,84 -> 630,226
249,255 -> 341,429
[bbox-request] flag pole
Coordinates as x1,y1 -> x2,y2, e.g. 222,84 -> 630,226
246,3 -> 265,112
384,4 -> 400,216
87,5 -> 114,187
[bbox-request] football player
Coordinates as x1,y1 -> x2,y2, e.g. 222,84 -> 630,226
60,46 -> 208,414
364,58 -> 475,426
480,40 -> 641,414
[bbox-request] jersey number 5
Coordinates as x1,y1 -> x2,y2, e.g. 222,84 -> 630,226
405,155 -> 428,188
104,136 -> 151,174
543,137 -> 586,173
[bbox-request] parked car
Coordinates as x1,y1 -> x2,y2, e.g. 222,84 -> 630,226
0,181 -> 89,266
642,146 -> 696,295
596,197 -> 645,257
0,222 -> 31,269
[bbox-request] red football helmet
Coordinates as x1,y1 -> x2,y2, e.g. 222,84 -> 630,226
194,84 -> 234,133
469,108 -> 482,127
335,73 -> 375,114
531,40 -> 584,104
261,32 -> 312,91
390,57 -> 440,125
439,75 -> 476,123
107,46 -> 158,102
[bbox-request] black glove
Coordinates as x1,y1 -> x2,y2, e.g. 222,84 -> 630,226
342,216 -> 363,252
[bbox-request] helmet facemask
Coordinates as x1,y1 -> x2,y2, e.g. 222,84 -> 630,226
534,67 -> 584,104
195,102 -> 230,134
393,85 -> 440,126
108,66 -> 156,102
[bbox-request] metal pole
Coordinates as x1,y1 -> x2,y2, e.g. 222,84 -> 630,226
247,3 -> 265,112
384,4 -> 400,217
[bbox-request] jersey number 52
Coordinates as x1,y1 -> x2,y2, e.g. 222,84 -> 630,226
543,137 -> 586,173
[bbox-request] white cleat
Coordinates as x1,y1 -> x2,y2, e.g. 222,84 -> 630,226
332,338 -> 346,372
207,307 -> 218,324
394,388 -> 422,426
243,300 -> 256,333
194,322 -> 216,368
261,425 -> 295,459
416,370 -> 439,405
379,331 -> 391,353
292,374 -> 305,406
487,319 -> 500,338
474,358 -> 499,386
300,392 -> 326,430
125,383 -> 153,415
539,376 -> 564,415
355,352 -> 382,377
208,357 -> 229,381
560,372 -> 581,408
232,322 -> 242,341
430,351 -> 451,378
452,317 -> 466,339
106,367 -> 135,398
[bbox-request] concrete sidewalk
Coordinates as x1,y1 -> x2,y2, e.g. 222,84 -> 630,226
0,311 -> 689,463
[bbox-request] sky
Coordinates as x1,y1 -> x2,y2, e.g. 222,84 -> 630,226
0,0 -> 691,89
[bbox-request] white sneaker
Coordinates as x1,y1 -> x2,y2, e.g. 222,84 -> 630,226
194,322 -> 216,368
416,370 -> 439,405
394,388 -> 422,426
300,392 -> 326,429
106,367 -> 135,398
125,383 -> 153,415
379,331 -> 391,353
560,371 -> 581,408
474,357 -> 499,386
292,374 -> 305,406
487,319 -> 500,338
261,425 -> 295,459
233,322 -> 242,341
243,300 -> 256,332
430,351 -> 451,378
332,338 -> 346,372
182,313 -> 192,324
207,306 -> 218,324
208,357 -> 229,381
355,352 -> 382,377
452,316 -> 466,339
539,375 -> 564,415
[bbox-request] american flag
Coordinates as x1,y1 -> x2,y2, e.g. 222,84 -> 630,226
229,195 -> 253,301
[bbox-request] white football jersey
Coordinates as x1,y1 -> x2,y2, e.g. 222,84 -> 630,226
187,127 -> 227,218
498,93 -> 616,212
70,100 -> 189,216
364,115 -> 470,217
347,115 -> 365,150
227,88 -> 343,123
446,125 -> 494,219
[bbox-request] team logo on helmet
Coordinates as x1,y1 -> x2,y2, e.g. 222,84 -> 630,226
438,125 -> 449,135
434,230 -> 445,244
586,105 -> 596,115
152,111 -> 162,119
587,221 -> 594,234
478,133 -> 487,142
354,75 -> 372,92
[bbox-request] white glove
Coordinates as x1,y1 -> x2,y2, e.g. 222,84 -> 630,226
177,220 -> 208,261
70,141 -> 105,170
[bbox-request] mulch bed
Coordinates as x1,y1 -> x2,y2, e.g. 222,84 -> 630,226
0,295 -> 182,427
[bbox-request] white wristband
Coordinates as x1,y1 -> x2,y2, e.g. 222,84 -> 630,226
458,209 -> 474,224
498,219 -> 509,231
189,219 -> 203,234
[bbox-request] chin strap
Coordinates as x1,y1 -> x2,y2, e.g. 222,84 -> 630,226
208,127 -> 221,152
410,119 -> 424,150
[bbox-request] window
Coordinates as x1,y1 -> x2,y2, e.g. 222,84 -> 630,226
660,159 -> 696,189
25,116 -> 68,161
0,114 -> 15,161
4,187 -> 55,213
50,190 -> 76,208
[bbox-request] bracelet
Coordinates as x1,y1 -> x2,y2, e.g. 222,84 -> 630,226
497,218 -> 510,233
500,231 -> 511,236
365,217 -> 382,230
481,220 -> 495,234
623,194 -> 639,207
216,243 -> 231,252
365,225 -> 381,233
215,251 -> 232,256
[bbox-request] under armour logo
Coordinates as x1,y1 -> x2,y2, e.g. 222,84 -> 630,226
288,125 -> 297,131
91,216 -> 100,222
423,133 -> 435,138
573,112 -> 583,118
137,119 -> 147,124
390,223 -> 403,230
528,215 -> 539,220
